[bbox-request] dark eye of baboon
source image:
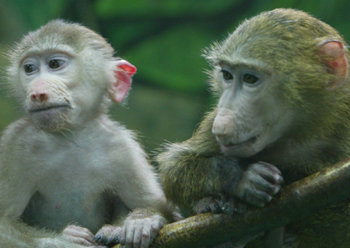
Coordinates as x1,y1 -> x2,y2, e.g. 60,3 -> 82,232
24,64 -> 36,74
49,59 -> 63,69
221,69 -> 233,81
243,73 -> 259,84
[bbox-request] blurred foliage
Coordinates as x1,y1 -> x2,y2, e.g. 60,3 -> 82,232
0,0 -> 349,153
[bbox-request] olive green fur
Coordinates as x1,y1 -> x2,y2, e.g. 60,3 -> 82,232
158,8 -> 350,247
157,110 -> 221,214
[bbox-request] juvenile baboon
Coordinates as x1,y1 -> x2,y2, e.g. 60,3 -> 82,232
0,20 -> 172,248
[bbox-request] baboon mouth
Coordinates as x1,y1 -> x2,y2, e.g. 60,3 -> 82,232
29,104 -> 70,113
222,136 -> 258,149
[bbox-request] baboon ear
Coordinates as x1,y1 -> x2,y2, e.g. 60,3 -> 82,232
108,60 -> 137,103
318,40 -> 348,88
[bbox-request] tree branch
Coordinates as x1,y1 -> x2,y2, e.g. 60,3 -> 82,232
113,157 -> 350,248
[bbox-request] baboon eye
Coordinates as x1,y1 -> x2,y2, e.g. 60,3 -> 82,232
243,73 -> 259,84
23,64 -> 38,75
221,69 -> 233,81
48,59 -> 65,70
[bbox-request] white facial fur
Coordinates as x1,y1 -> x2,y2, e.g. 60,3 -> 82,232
16,44 -> 115,132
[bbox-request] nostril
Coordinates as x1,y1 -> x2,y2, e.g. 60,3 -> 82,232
30,93 -> 48,102
39,93 -> 48,102
212,125 -> 231,137
30,94 -> 37,101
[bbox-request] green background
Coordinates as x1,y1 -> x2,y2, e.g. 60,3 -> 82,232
0,0 -> 349,154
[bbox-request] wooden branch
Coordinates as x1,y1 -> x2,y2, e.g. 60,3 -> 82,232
113,157 -> 350,248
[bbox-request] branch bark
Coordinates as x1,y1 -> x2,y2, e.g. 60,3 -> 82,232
113,157 -> 350,248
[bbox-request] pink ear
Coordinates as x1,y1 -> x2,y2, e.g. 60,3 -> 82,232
109,60 -> 137,103
319,40 -> 348,87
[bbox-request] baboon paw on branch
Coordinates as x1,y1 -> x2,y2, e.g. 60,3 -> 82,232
114,157 -> 350,248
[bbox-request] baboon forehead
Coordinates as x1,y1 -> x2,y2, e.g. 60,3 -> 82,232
13,20 -> 114,60
215,9 -> 345,64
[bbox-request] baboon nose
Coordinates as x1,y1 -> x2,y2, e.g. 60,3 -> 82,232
212,114 -> 234,137
31,93 -> 49,102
